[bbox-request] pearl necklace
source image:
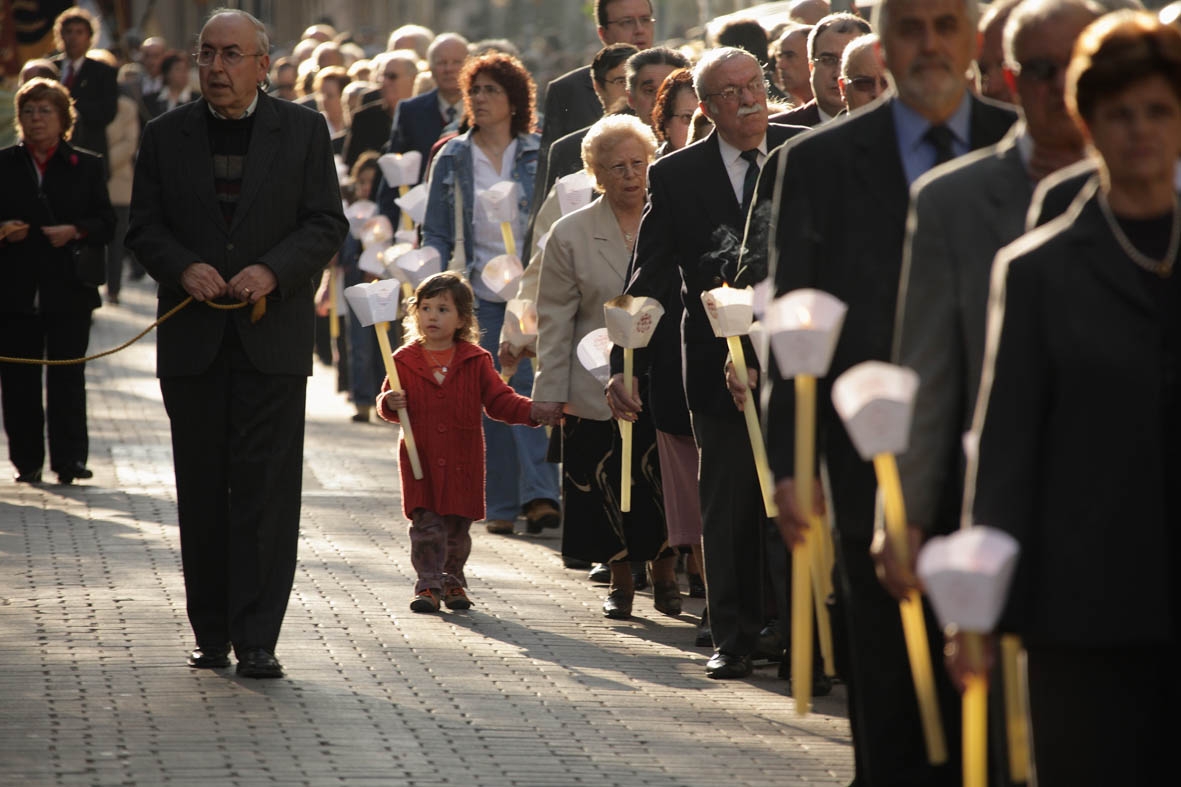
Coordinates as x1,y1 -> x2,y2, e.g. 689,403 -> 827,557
1098,191 -> 1180,279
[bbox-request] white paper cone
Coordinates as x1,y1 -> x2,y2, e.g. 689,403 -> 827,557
603,295 -> 665,349
577,327 -> 614,386
358,243 -> 391,278
917,526 -> 1021,633
480,254 -> 524,300
395,247 -> 443,289
556,170 -> 596,216
477,181 -> 521,224
700,286 -> 755,337
345,200 -> 378,239
764,288 -> 847,377
360,215 -> 394,248
378,151 -> 423,187
503,298 -> 539,354
831,361 -> 920,460
394,183 -> 429,225
344,279 -> 403,326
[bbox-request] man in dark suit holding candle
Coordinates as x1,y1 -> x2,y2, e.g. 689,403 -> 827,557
127,9 -> 346,680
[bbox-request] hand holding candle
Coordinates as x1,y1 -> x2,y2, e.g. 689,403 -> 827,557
765,288 -> 847,716
604,295 -> 665,513
917,526 -> 1021,787
343,280 -> 424,479
500,298 -> 539,383
831,360 -> 947,764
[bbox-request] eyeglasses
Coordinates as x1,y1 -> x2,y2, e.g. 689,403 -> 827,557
605,15 -> 656,32
605,158 -> 649,179
844,75 -> 889,93
1016,58 -> 1067,83
466,83 -> 504,97
19,106 -> 57,119
195,47 -> 265,67
811,53 -> 842,68
704,78 -> 767,104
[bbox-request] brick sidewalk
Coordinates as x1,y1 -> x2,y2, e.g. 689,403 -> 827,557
0,281 -> 853,786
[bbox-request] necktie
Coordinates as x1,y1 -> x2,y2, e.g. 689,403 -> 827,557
63,62 -> 75,88
924,124 -> 955,168
445,105 -> 456,126
740,148 -> 761,212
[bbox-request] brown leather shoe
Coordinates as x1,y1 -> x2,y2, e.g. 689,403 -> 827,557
523,498 -> 560,534
653,580 -> 683,616
602,588 -> 633,619
484,519 -> 514,534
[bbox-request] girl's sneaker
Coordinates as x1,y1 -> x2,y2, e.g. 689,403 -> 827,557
443,586 -> 472,610
410,589 -> 440,613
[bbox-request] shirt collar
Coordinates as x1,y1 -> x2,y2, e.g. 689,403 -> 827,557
892,90 -> 972,154
817,105 -> 835,124
716,131 -> 768,167
207,91 -> 260,120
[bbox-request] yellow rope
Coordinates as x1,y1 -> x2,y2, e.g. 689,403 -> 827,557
0,296 -> 252,366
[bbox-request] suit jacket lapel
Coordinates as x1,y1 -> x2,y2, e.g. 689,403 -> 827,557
179,101 -> 223,233
231,93 -> 281,234
984,131 -> 1033,242
591,196 -> 630,283
968,95 -> 1017,151
853,101 -> 908,231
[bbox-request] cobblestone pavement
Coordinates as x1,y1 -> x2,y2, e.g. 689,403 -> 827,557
0,281 -> 853,786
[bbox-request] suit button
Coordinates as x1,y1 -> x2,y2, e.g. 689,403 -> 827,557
437,458 -> 446,467
437,424 -> 446,433
226,243 -> 234,251
436,391 -> 445,399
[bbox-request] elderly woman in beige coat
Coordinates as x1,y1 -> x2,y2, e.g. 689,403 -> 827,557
532,115 -> 680,620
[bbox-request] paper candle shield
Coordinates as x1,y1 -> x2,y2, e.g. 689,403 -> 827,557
360,215 -> 394,248
603,295 -> 664,349
556,170 -> 596,216
394,183 -> 429,225
577,327 -> 614,386
344,279 -> 403,327
917,527 -> 1020,633
700,286 -> 755,338
831,361 -> 920,460
394,228 -> 417,246
477,181 -> 521,224
765,289 -> 847,378
358,243 -> 390,278
480,254 -> 524,300
749,320 -> 769,370
395,247 -> 443,289
503,298 -> 539,353
377,151 -> 423,187
345,200 -> 378,238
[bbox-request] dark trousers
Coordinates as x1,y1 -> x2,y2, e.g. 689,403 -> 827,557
1026,643 -> 1175,786
107,205 -> 129,297
160,342 -> 307,655
691,408 -> 766,655
833,530 -> 961,787
0,311 -> 92,475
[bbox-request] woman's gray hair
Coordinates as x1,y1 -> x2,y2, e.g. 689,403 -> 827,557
581,114 -> 658,192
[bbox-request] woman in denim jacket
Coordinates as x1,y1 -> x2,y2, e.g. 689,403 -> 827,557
421,52 -> 560,535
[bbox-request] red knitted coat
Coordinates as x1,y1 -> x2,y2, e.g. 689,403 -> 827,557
379,340 -> 537,519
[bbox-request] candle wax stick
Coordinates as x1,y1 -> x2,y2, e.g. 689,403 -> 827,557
962,633 -> 988,787
726,336 -> 778,517
401,282 -> 413,301
808,515 -> 836,678
398,185 -> 413,231
500,222 -> 516,259
328,268 -> 340,339
873,452 -> 948,764
620,348 -> 634,513
375,321 -> 424,480
792,374 -> 817,716
1001,635 -> 1030,784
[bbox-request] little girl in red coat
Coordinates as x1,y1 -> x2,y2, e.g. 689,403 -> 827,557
377,272 -> 554,613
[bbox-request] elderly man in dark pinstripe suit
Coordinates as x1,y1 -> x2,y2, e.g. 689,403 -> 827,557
127,9 -> 347,679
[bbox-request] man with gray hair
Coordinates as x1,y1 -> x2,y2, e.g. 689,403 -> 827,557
341,49 -> 419,167
838,34 -> 889,113
606,47 -> 806,680
771,12 -> 871,126
753,0 -> 1016,780
127,8 -> 347,679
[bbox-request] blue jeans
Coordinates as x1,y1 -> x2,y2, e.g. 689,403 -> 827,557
477,298 -> 559,520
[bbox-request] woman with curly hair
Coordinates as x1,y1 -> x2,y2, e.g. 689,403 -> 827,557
421,53 -> 560,536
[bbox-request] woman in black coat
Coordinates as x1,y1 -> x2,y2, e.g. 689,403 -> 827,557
969,12 -> 1181,785
0,77 -> 115,484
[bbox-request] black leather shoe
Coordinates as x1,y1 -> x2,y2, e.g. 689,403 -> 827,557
187,644 -> 231,669
587,563 -> 611,584
236,648 -> 284,678
55,461 -> 92,484
753,625 -> 786,663
602,589 -> 633,619
706,651 -> 752,680
652,581 -> 683,616
562,557 -> 592,570
14,470 -> 42,483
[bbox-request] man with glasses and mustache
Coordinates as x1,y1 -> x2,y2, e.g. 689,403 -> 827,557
753,0 -> 1016,782
838,34 -> 890,113
606,47 -> 807,680
772,13 -> 871,127
127,9 -> 346,680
